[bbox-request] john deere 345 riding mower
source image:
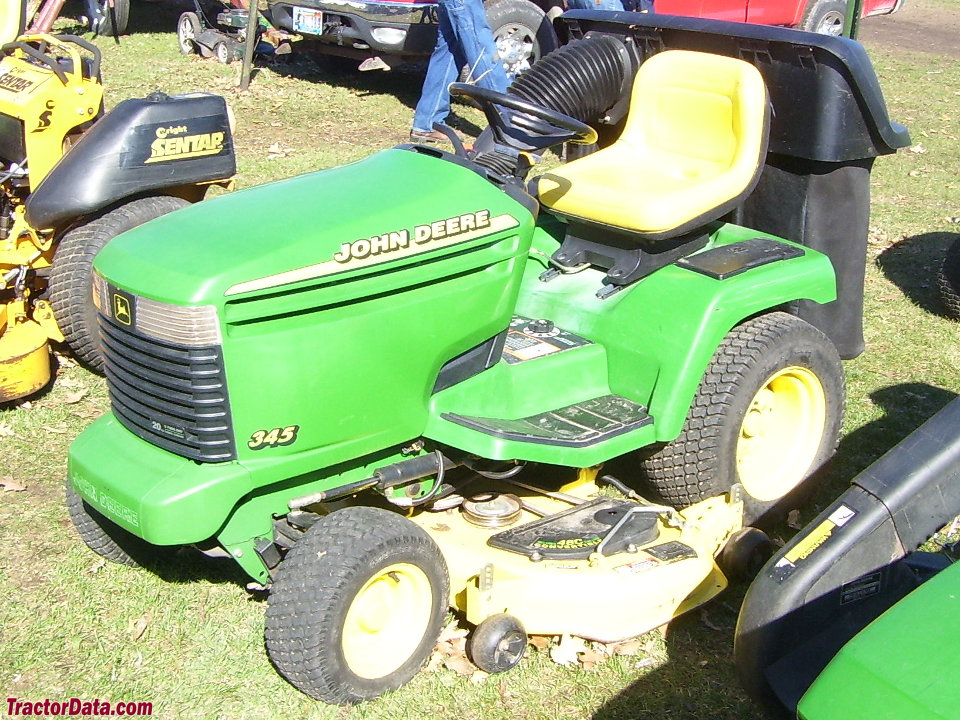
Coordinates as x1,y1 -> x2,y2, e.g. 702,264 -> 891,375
66,13 -> 907,704
0,33 -> 235,401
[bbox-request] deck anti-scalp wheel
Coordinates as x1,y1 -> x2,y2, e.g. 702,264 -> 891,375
468,614 -> 527,673
641,312 -> 844,525
265,507 -> 449,704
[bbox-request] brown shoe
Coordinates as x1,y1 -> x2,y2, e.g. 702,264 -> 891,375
410,129 -> 451,144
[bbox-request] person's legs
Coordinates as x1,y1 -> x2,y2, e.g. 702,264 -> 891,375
441,0 -> 508,92
412,6 -> 460,134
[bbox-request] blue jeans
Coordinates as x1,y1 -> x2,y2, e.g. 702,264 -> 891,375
412,0 -> 509,134
566,0 -> 625,10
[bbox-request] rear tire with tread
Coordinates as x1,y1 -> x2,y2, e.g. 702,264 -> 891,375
265,507 -> 449,704
938,237 -> 960,320
95,0 -> 131,36
48,196 -> 190,373
641,312 -> 844,526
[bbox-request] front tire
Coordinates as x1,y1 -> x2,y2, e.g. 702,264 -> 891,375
177,12 -> 202,55
66,482 -> 145,567
48,196 -> 190,372
485,0 -> 558,81
265,507 -> 449,704
641,312 -> 844,525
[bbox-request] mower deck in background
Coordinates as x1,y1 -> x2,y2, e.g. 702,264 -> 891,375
736,395 -> 960,720
65,14 -> 908,704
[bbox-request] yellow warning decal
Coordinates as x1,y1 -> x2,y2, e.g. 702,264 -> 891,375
783,504 -> 857,564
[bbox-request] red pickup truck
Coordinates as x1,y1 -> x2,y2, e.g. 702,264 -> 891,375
265,0 -> 903,75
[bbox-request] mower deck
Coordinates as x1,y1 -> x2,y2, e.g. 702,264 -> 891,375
409,479 -> 740,641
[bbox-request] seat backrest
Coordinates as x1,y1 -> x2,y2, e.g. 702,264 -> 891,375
621,49 -> 768,186
0,0 -> 27,46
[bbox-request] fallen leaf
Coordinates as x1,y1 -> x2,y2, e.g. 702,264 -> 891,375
469,669 -> 489,684
611,639 -> 644,656
635,657 -> 656,669
42,425 -> 68,435
437,619 -> 468,644
0,476 -> 26,492
88,558 -> 107,575
128,615 -> 148,641
529,635 -> 552,650
578,647 -> 605,670
423,651 -> 444,673
786,509 -> 802,529
443,653 -> 475,676
0,422 -> 15,437
63,389 -> 88,404
909,144 -> 926,153
700,608 -> 723,632
549,635 -> 588,666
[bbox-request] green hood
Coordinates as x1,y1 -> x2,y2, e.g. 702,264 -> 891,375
94,149 -> 531,305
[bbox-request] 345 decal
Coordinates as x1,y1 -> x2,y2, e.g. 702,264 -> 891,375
248,425 -> 299,450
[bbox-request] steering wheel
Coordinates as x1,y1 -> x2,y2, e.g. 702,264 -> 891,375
449,83 -> 598,152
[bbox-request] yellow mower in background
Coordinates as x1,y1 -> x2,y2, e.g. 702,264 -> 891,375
0,32 -> 236,402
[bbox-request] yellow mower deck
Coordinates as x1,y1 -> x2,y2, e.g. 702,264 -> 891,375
408,479 -> 742,642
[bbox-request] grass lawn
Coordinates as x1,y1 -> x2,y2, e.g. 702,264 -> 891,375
1,1 -> 958,718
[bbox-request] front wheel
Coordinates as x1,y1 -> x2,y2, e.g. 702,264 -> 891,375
800,0 -> 847,35
177,12 -> 201,55
66,482 -> 146,567
641,312 -> 844,526
48,196 -> 191,372
485,0 -> 558,80
265,507 -> 450,704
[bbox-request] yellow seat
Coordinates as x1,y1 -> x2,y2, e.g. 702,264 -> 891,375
534,50 -> 769,237
1,1 -> 27,45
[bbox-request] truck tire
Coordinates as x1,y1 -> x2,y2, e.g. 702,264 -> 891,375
485,0 -> 558,80
65,482 -> 145,567
938,236 -> 960,320
94,0 -> 131,36
640,312 -> 844,526
800,0 -> 847,35
48,195 -> 190,373
265,507 -> 449,704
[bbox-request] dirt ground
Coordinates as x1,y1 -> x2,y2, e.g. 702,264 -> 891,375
859,0 -> 959,58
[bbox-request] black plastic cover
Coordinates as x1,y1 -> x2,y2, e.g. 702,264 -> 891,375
561,11 -> 911,162
734,396 -> 960,719
26,92 -> 235,229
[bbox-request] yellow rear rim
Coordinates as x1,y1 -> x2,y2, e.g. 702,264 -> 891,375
736,366 -> 826,502
341,562 -> 433,680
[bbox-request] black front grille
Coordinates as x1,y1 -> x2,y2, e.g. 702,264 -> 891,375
100,316 -> 237,462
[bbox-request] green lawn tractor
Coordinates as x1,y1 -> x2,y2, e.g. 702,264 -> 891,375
66,14 -> 907,704
0,32 -> 236,402
736,394 -> 960,720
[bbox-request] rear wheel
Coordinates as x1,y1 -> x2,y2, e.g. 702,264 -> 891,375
66,482 -> 145,567
641,312 -> 844,526
800,0 -> 847,35
48,196 -> 191,372
938,236 -> 960,320
265,507 -> 449,704
485,0 -> 558,81
214,41 -> 233,64
177,12 -> 202,55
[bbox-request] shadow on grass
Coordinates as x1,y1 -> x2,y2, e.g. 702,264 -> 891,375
137,545 -> 264,595
876,230 -> 960,319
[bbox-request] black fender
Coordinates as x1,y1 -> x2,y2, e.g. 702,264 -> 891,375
25,91 -> 235,230
734,395 -> 960,718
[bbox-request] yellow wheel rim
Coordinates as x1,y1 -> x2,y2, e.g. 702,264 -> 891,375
736,366 -> 826,502
341,563 -> 433,680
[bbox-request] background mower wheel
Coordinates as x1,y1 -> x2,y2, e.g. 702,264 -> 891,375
718,527 -> 774,582
214,41 -> 233,64
468,614 -> 527,673
265,507 -> 449,704
938,236 -> 960,320
48,195 -> 190,373
65,482 -> 147,567
640,312 -> 844,526
177,12 -> 201,55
